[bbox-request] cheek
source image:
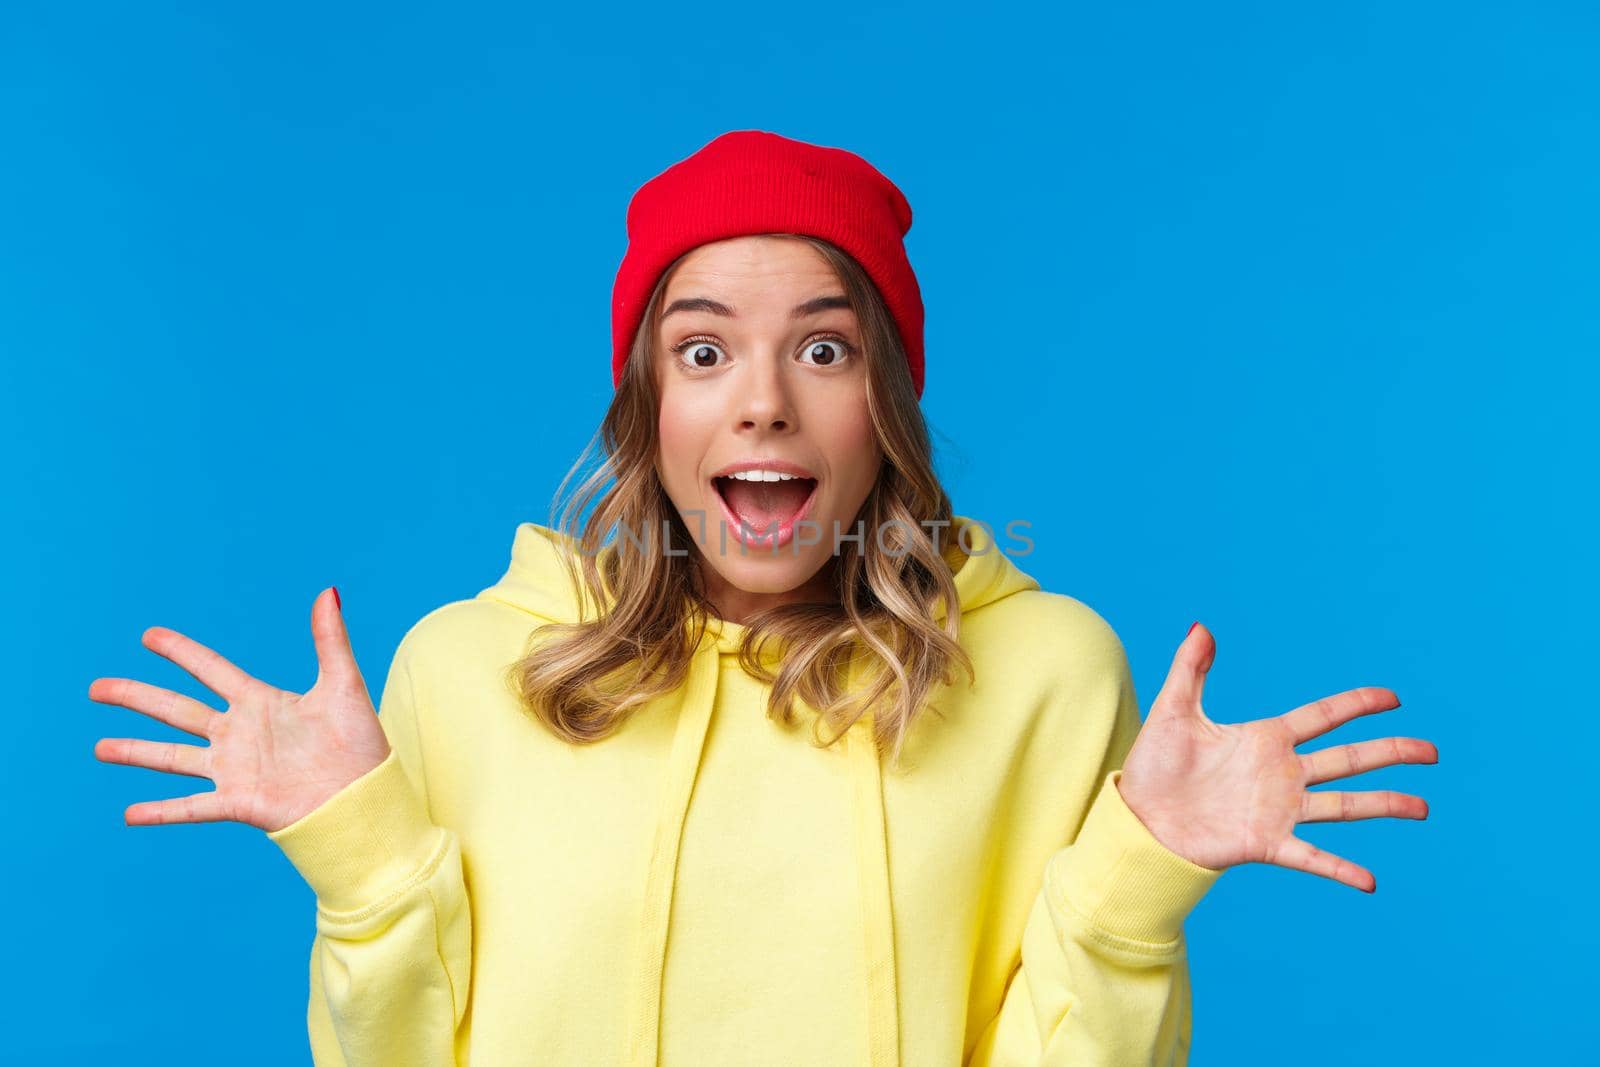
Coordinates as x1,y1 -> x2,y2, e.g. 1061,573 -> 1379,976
817,394 -> 881,495
656,395 -> 715,498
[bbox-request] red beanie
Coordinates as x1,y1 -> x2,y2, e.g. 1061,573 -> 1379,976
611,129 -> 925,397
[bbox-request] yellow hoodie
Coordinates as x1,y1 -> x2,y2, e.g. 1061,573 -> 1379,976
268,514 -> 1225,1066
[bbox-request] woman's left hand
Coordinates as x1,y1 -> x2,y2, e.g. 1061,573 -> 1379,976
1114,622 -> 1438,892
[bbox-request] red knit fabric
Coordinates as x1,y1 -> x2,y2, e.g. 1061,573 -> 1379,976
611,129 -> 925,397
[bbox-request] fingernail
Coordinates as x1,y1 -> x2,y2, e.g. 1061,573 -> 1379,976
1186,621 -> 1198,639
332,586 -> 342,612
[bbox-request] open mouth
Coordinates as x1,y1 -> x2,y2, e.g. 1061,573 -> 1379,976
711,472 -> 820,548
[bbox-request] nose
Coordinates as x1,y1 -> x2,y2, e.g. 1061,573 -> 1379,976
735,355 -> 796,433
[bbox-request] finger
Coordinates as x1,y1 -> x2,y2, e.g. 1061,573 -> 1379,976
87,677 -> 219,740
311,586 -> 362,688
123,791 -> 231,826
1268,835 -> 1376,893
1279,686 -> 1401,745
1300,736 -> 1439,785
1299,789 -> 1429,823
1154,620 -> 1215,713
141,626 -> 258,704
93,737 -> 211,779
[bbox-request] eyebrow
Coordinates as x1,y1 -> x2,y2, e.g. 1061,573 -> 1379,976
660,294 -> 852,321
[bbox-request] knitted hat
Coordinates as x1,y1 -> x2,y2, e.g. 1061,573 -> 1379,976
610,129 -> 925,397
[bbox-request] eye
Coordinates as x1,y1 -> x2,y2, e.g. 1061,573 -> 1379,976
672,337 -> 728,370
799,336 -> 853,367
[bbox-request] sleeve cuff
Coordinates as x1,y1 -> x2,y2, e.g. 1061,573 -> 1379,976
1045,768 -> 1226,945
265,746 -> 447,914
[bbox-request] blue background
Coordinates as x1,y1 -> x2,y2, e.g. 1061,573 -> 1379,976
6,2 -> 1592,1062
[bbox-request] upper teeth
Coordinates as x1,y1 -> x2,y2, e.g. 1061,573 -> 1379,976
726,469 -> 804,482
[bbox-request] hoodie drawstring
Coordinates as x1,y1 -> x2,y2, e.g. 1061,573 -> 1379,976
625,629 -> 900,1067
844,653 -> 901,1067
626,631 -> 719,1067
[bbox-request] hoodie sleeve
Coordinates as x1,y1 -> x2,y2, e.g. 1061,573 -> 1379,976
267,632 -> 472,1067
966,631 -> 1225,1067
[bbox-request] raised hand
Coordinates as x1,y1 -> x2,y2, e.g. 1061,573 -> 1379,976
1115,621 -> 1438,892
89,587 -> 391,833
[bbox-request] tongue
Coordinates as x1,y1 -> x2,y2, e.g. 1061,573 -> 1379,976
720,478 -> 812,532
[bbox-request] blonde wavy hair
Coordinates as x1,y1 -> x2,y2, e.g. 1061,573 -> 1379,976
503,234 -> 973,767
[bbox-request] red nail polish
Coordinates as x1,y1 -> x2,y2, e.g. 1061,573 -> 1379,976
332,586 -> 342,612
1186,621 -> 1198,639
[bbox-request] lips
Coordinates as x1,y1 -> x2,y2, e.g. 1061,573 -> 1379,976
711,475 -> 819,548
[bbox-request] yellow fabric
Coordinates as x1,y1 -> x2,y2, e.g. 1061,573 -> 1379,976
268,514 -> 1225,1066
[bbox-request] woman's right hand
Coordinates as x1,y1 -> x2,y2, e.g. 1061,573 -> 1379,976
89,587 -> 392,833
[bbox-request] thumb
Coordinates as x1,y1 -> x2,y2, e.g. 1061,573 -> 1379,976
1154,620 -> 1216,715
311,586 -> 362,689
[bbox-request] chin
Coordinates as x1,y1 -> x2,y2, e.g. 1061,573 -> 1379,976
702,543 -> 827,592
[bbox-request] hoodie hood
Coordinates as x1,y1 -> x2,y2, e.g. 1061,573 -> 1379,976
476,514 -> 1039,1066
478,513 -> 1039,629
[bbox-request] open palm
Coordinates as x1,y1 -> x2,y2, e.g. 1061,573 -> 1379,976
89,587 -> 390,833
1116,622 -> 1438,891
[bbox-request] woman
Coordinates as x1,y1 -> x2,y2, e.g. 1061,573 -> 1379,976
89,130 -> 1437,1066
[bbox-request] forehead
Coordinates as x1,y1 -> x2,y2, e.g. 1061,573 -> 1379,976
663,235 -> 840,297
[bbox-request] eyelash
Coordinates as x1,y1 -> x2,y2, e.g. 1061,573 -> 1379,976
670,333 -> 857,369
